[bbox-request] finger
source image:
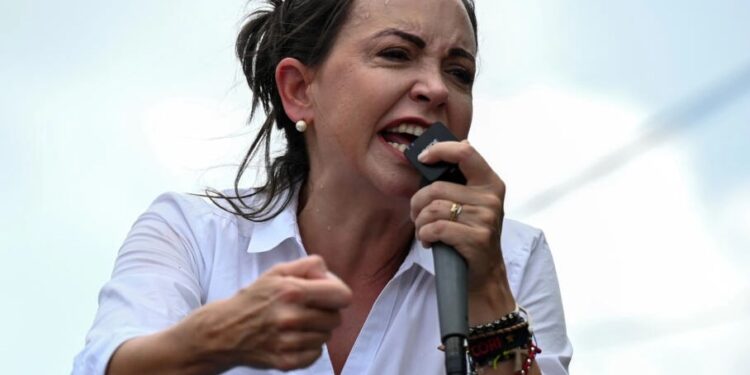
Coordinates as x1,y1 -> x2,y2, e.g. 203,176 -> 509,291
417,219 -> 496,261
270,273 -> 351,309
413,199 -> 456,229
272,348 -> 323,371
299,277 -> 353,309
410,181 -> 503,222
274,331 -> 331,352
269,255 -> 328,279
417,140 -> 499,185
275,305 -> 342,332
413,200 -> 497,230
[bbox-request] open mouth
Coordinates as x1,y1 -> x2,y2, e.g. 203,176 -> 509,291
379,124 -> 426,152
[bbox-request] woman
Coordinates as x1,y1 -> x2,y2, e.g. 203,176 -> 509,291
74,0 -> 572,374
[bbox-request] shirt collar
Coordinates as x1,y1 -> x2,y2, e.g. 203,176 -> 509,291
246,188 -> 302,254
397,238 -> 435,276
246,187 -> 436,277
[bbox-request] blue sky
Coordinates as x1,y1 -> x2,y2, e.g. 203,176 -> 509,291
2,0 -> 749,373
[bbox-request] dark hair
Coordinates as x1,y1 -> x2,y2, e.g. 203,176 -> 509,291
204,0 -> 478,221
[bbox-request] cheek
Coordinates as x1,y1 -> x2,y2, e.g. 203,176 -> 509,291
324,69 -> 382,120
453,98 -> 473,139
342,77 -> 400,131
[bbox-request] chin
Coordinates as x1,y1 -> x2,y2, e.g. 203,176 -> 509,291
360,157 -> 423,202
373,173 -> 423,201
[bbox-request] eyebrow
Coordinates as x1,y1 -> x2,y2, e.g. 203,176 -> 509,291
372,28 -> 476,63
448,48 -> 475,63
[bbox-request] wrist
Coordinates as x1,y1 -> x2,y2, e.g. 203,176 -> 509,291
163,309 -> 234,374
107,323 -> 228,375
468,269 -> 515,325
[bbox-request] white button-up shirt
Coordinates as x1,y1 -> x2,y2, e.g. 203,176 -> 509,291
73,190 -> 572,374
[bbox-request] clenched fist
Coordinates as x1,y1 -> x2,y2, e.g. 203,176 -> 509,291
187,255 -> 352,371
108,255 -> 352,375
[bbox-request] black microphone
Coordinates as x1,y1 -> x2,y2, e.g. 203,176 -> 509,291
404,122 -> 468,375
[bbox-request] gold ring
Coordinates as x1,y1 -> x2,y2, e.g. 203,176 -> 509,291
449,202 -> 463,221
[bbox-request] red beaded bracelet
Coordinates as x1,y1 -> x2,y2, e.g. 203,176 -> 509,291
467,306 -> 542,375
518,343 -> 542,375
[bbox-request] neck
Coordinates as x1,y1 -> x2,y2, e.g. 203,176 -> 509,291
296,177 -> 415,285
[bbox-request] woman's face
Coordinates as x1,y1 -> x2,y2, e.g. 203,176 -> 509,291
306,0 -> 476,199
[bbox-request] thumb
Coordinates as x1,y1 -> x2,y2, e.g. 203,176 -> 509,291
271,255 -> 329,280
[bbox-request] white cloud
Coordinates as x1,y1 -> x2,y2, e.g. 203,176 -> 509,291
468,86 -> 747,373
717,181 -> 750,254
470,85 -> 646,208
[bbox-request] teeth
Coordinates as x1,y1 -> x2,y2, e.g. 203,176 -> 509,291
387,141 -> 408,152
385,123 -> 426,137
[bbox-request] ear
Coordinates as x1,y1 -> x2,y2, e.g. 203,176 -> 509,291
275,57 -> 314,123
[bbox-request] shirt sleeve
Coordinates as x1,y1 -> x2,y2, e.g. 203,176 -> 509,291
515,232 -> 573,374
72,193 -> 206,375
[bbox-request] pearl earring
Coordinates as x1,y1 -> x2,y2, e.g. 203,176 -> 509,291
295,120 -> 308,133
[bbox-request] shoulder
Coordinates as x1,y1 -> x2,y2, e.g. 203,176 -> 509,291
126,191 -> 266,284
141,190 -> 257,239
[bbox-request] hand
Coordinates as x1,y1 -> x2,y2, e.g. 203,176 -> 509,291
175,255 -> 352,372
410,140 -> 515,316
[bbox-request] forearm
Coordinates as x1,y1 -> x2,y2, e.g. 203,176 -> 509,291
468,263 -> 516,324
107,325 -> 228,375
107,258 -> 351,375
468,269 -> 541,375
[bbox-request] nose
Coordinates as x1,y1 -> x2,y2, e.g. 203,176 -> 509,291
409,68 -> 449,109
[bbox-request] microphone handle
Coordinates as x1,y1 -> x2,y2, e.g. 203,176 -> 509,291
433,241 -> 468,375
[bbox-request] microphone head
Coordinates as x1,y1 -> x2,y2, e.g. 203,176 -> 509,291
404,122 -> 467,185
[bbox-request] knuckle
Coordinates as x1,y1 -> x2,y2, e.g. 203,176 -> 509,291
410,193 -> 422,209
439,181 -> 454,194
472,228 -> 498,248
432,221 -> 447,235
427,202 -> 443,218
276,335 -> 303,352
486,194 -> 503,210
477,208 -> 496,225
274,349 -> 319,370
429,182 -> 448,199
417,226 -> 431,242
339,287 -> 353,304
274,354 -> 299,371
277,280 -> 304,303
308,254 -> 325,267
274,310 -> 302,330
476,227 -> 493,241
457,143 -> 475,160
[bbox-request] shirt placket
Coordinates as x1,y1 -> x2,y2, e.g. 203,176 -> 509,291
338,269 -> 408,375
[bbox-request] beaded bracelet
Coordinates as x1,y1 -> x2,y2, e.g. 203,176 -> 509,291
467,305 -> 541,375
469,321 -> 529,340
468,338 -> 542,375
468,322 -> 531,367
519,343 -> 542,375
468,305 -> 524,337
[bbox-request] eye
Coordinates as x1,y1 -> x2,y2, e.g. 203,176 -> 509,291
447,66 -> 475,86
377,47 -> 411,61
